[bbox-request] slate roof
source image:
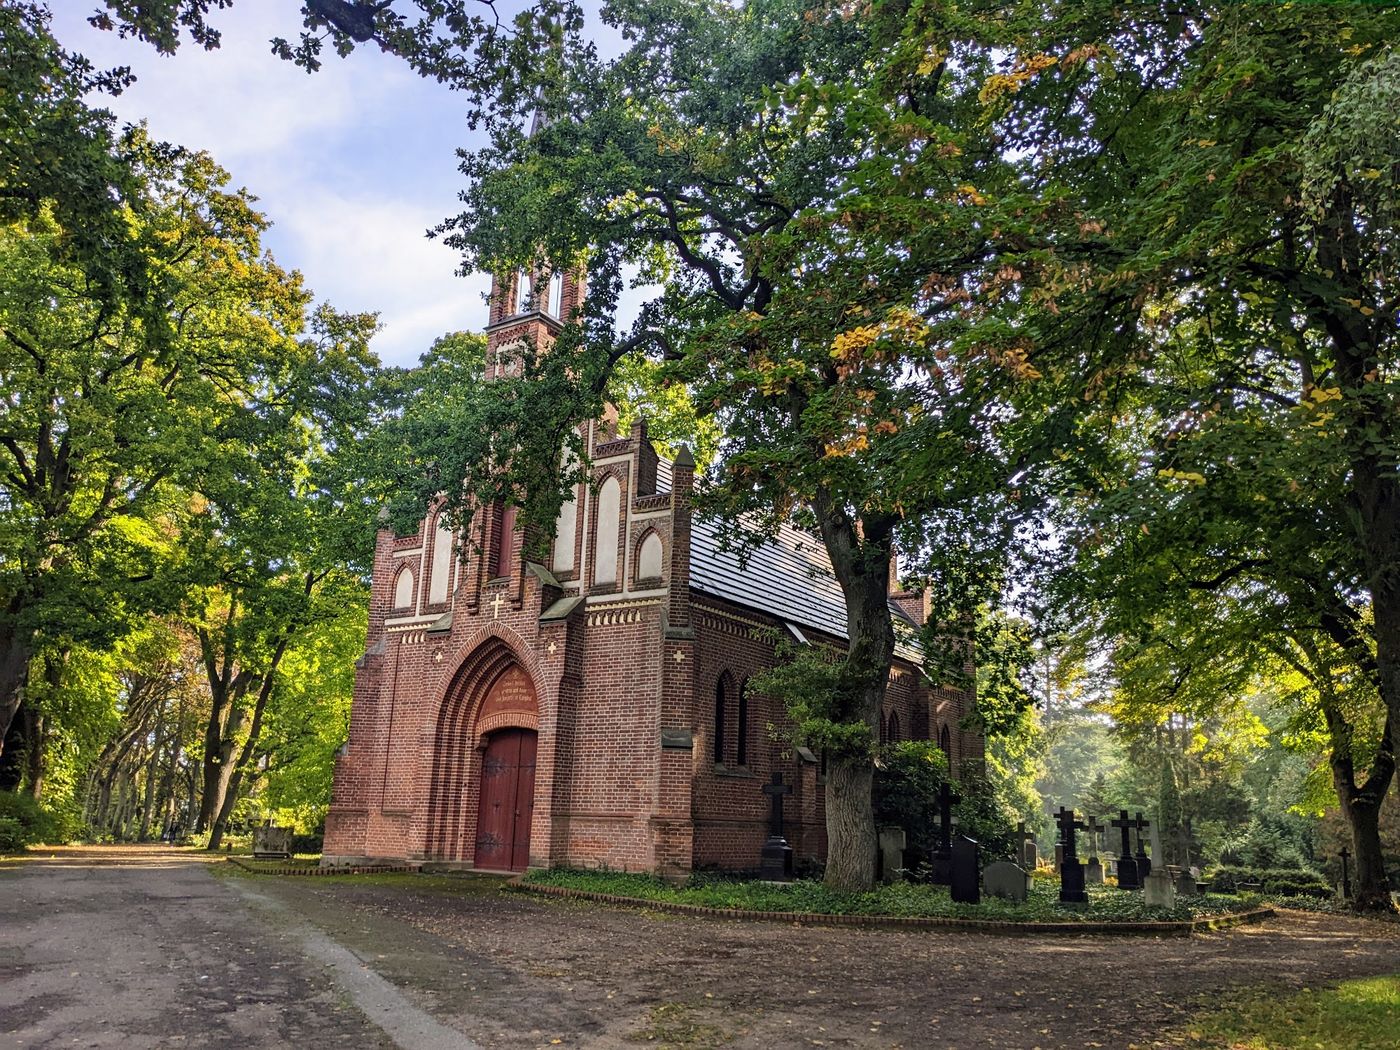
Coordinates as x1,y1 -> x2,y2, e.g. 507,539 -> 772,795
688,516 -> 923,663
650,456 -> 921,662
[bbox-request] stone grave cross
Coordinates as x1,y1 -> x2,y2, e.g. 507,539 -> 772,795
1133,812 -> 1152,877
1083,815 -> 1104,859
759,772 -> 795,881
935,781 -> 961,852
1053,806 -> 1089,904
1054,806 -> 1084,861
1011,821 -> 1034,864
929,781 -> 962,885
1111,809 -> 1141,890
763,771 -> 792,839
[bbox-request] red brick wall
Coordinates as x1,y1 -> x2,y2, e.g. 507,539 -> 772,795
324,417 -> 981,875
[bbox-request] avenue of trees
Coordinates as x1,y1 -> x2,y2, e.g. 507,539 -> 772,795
2,1 -> 1397,908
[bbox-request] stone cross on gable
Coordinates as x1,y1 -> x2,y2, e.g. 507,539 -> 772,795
762,772 -> 792,839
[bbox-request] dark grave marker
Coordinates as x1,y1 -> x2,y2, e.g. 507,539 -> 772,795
759,772 -> 794,880
929,781 -> 961,885
1083,815 -> 1105,884
1054,805 -> 1088,905
1112,810 -> 1140,890
1011,821 -> 1035,866
1133,811 -> 1152,878
950,835 -> 980,904
1083,815 -> 1104,859
1339,847 -> 1353,900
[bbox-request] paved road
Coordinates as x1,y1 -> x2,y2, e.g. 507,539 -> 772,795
0,846 -> 470,1049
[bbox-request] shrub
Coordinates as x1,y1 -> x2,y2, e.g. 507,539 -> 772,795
0,790 -> 54,851
1263,875 -> 1332,898
1208,864 -> 1327,894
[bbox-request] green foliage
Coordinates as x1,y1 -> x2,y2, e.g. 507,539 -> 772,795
524,867 -> 1255,923
1184,975 -> 1400,1050
0,790 -> 53,851
749,642 -> 873,760
872,741 -> 946,854
1206,865 -> 1327,896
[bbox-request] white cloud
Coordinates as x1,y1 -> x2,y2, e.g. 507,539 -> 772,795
51,0 -> 489,366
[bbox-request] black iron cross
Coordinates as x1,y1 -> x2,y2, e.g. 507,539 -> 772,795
935,781 -> 962,850
1339,847 -> 1352,899
1111,810 -> 1134,858
763,772 -> 793,839
1054,806 -> 1085,859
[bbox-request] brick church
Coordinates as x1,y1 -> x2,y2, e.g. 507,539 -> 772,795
322,263 -> 980,875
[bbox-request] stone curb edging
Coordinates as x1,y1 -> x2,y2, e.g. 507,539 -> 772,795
226,858 -> 422,877
509,882 -> 1275,937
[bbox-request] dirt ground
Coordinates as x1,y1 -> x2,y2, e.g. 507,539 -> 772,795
4,847 -> 1399,1050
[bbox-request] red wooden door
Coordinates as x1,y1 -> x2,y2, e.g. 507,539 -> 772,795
475,729 -> 536,871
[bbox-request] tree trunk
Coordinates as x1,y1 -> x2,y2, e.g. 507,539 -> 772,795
23,708 -> 45,800
813,490 -> 897,891
0,624 -> 33,756
823,755 -> 876,890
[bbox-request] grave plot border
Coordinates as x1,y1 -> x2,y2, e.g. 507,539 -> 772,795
226,857 -> 423,877
510,881 -> 1275,937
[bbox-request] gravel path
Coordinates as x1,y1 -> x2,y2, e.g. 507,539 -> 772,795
4,847 -> 1398,1050
254,869 -> 1400,1050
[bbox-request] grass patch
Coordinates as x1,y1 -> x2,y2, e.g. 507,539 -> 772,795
1183,975 -> 1400,1049
523,869 -> 1260,923
627,1001 -> 731,1048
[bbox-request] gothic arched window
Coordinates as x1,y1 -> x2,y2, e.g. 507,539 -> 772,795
938,724 -> 952,765
713,675 -> 729,763
888,711 -> 901,744
493,502 -> 517,579
514,269 -> 532,314
736,678 -> 750,767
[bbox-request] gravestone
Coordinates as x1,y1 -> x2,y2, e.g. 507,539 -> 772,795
1133,812 -> 1152,878
1112,810 -> 1140,890
877,826 -> 906,884
983,860 -> 1031,901
759,772 -> 794,880
1085,855 -> 1104,886
1338,847 -> 1353,901
930,781 -> 961,885
1054,841 -> 1064,867
1174,868 -> 1200,896
252,825 -> 292,859
1143,868 -> 1177,909
1054,806 -> 1089,905
950,834 -> 980,904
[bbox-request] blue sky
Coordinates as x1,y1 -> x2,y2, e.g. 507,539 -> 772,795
54,1 -> 498,367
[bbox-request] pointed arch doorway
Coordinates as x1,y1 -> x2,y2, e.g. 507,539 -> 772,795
426,644 -> 541,869
475,727 -> 536,871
